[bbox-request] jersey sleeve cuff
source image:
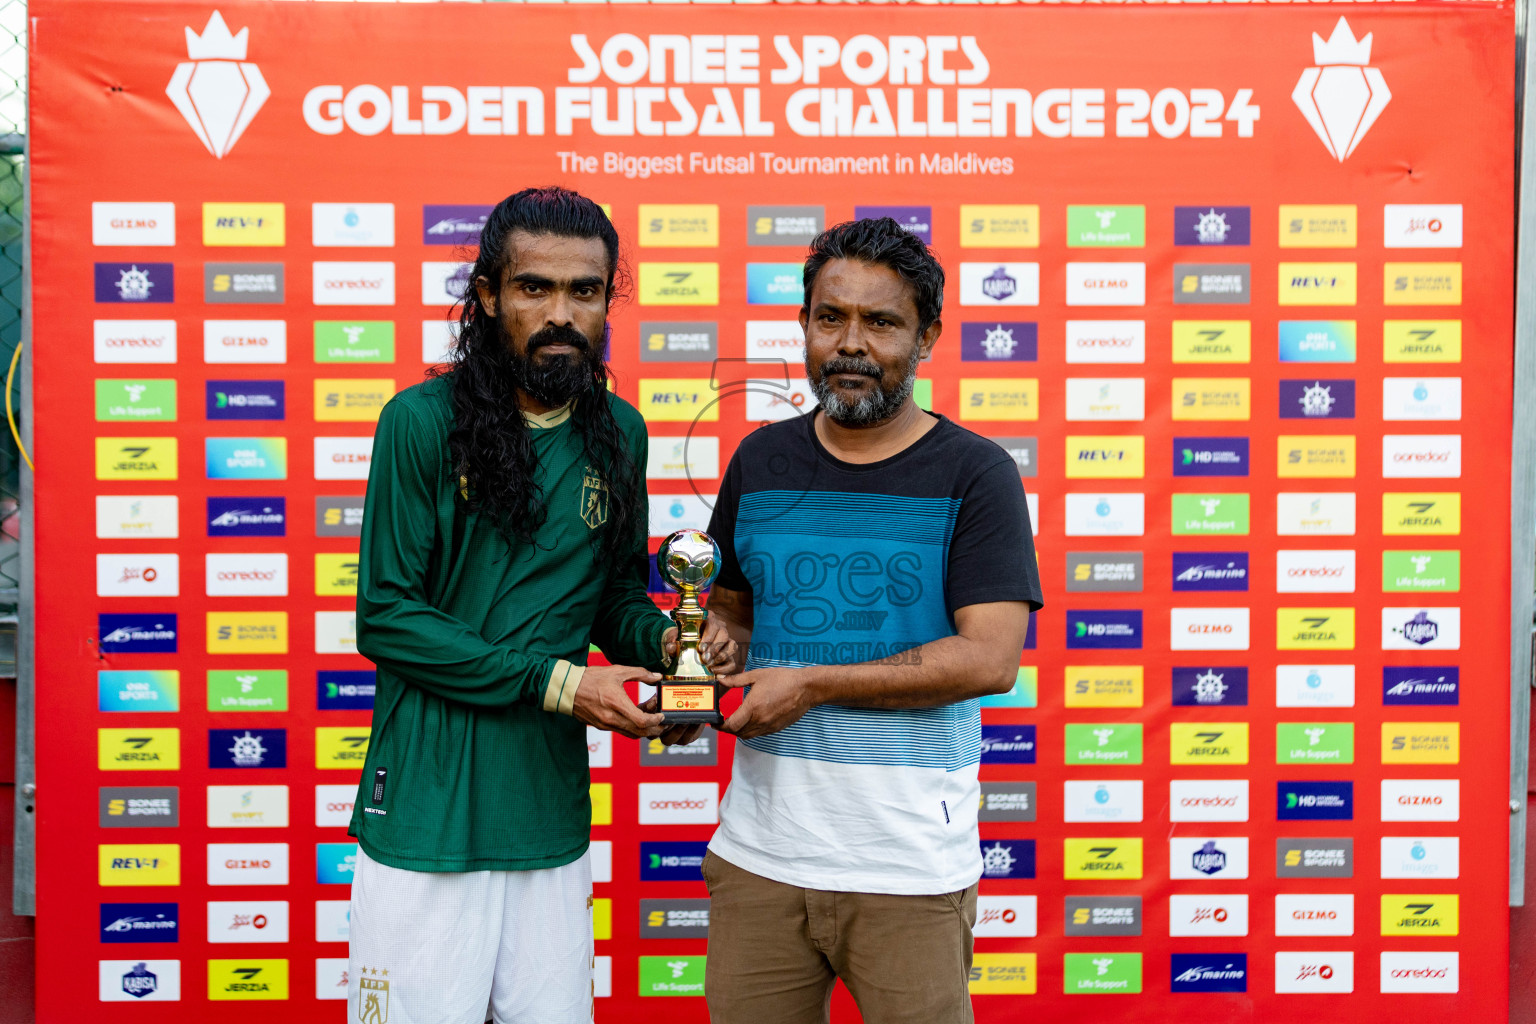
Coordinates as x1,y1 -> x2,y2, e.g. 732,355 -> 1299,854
542,659 -> 585,716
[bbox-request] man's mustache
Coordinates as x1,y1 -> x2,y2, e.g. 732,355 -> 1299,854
528,325 -> 594,353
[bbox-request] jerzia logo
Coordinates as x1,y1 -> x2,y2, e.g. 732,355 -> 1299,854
167,12 -> 269,158
1293,18 -> 1391,161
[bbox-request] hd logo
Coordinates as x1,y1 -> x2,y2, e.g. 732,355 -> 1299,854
208,959 -> 289,1000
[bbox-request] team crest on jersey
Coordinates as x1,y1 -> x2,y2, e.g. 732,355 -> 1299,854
358,967 -> 389,1023
581,468 -> 609,530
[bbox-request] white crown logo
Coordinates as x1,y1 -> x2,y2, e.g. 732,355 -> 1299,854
1313,18 -> 1372,66
185,11 -> 247,60
165,11 -> 269,159
1293,17 -> 1391,162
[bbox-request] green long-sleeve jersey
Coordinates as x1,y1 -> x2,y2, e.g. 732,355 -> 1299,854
349,375 -> 672,871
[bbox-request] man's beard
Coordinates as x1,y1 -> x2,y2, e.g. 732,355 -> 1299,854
502,322 -> 604,407
806,344 -> 921,427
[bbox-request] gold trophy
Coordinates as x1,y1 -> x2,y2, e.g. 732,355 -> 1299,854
656,528 -> 724,726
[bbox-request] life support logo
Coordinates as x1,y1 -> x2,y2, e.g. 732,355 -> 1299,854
167,12 -> 269,159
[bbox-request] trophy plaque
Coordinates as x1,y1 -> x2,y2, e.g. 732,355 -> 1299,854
656,528 -> 724,726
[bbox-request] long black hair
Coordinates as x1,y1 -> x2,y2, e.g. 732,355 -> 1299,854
430,187 -> 642,565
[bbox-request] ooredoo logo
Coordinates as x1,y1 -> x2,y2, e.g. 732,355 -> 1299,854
1169,780 -> 1249,822
167,12 -> 270,159
637,782 -> 719,825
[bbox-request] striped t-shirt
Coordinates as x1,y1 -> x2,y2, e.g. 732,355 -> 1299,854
706,411 -> 1043,895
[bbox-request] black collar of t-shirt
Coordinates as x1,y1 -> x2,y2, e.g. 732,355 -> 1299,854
802,408 -> 951,475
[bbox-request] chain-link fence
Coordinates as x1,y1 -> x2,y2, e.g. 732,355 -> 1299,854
0,0 -> 24,671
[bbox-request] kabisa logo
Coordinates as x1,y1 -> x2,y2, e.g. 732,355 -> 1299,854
982,266 -> 1017,301
1389,609 -> 1443,646
122,962 -> 159,999
980,725 -> 1036,764
1294,18 -> 1390,161
1190,840 -> 1228,876
166,12 -> 269,159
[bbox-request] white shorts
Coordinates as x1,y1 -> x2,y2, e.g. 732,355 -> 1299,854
349,845 -> 594,1024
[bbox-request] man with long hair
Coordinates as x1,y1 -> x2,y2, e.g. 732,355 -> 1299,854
347,187 -> 695,1024
700,217 -> 1044,1023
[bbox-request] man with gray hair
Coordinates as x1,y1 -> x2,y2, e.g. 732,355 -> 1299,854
699,217 -> 1044,1023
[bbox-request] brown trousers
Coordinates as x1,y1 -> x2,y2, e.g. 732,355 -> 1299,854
702,851 -> 978,1024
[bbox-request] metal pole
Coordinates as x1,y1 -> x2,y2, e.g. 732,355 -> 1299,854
1511,0 -> 1535,908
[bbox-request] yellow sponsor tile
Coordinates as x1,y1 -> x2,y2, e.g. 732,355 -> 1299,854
98,728 -> 180,771
1172,378 -> 1250,420
208,959 -> 290,1001
1278,262 -> 1357,306
207,612 -> 288,655
1065,436 -> 1144,479
969,953 -> 1038,994
1277,435 -> 1356,478
959,205 -> 1040,248
1385,263 -> 1462,306
638,263 -> 719,305
1381,722 -> 1460,764
1381,894 -> 1459,936
638,205 -> 719,248
1170,722 -> 1249,764
638,379 -> 717,423
1064,665 -> 1144,708
95,437 -> 177,480
99,843 -> 180,886
1384,320 -> 1462,363
314,379 -> 393,423
1171,321 -> 1251,363
1279,205 -> 1358,248
315,553 -> 360,597
1382,493 -> 1461,535
961,379 -> 1039,421
1064,838 -> 1143,879
316,726 -> 371,769
591,782 -> 613,826
1276,608 -> 1355,650
592,897 -> 612,941
203,203 -> 285,247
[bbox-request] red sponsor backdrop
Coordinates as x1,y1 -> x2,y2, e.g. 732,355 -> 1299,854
30,1 -> 1512,1020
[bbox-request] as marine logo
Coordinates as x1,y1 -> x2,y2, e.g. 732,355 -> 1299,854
581,467 -> 609,530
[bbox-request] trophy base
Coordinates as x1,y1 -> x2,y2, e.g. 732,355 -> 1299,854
658,678 -> 724,728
